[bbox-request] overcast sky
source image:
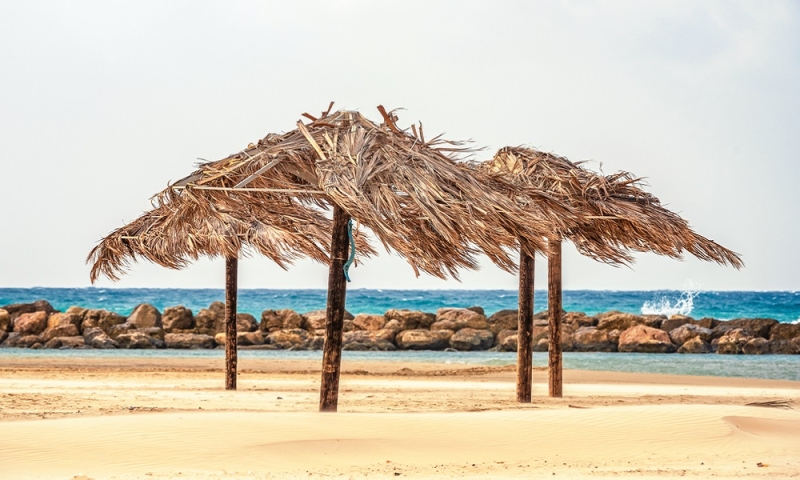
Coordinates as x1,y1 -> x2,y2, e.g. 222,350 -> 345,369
1,1 -> 798,291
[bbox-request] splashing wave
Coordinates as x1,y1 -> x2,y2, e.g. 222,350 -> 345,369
641,290 -> 699,317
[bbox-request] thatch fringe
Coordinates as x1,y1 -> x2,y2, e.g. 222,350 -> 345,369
88,188 -> 376,282
484,147 -> 743,268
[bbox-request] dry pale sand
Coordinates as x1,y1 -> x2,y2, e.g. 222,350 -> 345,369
0,356 -> 799,479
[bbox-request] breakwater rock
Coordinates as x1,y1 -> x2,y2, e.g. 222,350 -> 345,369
1,301 -> 798,354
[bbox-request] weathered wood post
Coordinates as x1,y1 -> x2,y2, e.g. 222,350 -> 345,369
224,256 -> 238,391
516,239 -> 535,403
548,238 -> 563,397
319,204 -> 351,412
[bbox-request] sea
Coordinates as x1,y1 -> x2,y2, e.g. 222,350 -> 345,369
1,287 -> 798,322
2,288 -> 799,381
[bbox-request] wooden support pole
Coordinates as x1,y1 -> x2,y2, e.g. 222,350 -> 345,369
319,205 -> 351,412
516,239 -> 535,403
224,256 -> 238,391
548,238 -> 563,398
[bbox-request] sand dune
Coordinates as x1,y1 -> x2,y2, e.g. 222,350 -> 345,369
0,357 -> 799,478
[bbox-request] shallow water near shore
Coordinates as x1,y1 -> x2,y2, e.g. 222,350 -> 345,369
3,348 -> 799,382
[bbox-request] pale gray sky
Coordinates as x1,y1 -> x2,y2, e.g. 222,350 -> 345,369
1,1 -> 798,291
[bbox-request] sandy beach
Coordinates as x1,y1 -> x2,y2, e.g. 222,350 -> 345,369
1,356 -> 799,479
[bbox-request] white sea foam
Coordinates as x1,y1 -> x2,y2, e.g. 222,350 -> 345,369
641,289 -> 699,317
792,317 -> 800,325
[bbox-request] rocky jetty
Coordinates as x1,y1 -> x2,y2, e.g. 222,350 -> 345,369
1,301 -> 798,354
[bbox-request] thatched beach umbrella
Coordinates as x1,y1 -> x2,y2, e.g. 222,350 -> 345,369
161,105 -> 566,411
485,147 -> 743,400
89,188 -> 376,390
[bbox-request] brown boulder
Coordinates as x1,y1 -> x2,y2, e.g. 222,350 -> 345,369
46,312 -> 83,332
725,318 -> 779,339
384,309 -> 435,331
162,306 -> 194,332
1,332 -> 16,346
382,319 -> 403,334
770,338 -> 800,354
195,302 -> 225,335
562,330 -> 575,352
107,323 -> 135,339
303,311 -> 324,331
352,314 -> 386,331
533,338 -> 549,352
0,300 -> 56,322
395,329 -> 454,350
236,313 -> 258,332
260,309 -> 304,332
530,323 -> 575,349
303,309 -> 354,331
138,327 -> 165,341
343,330 -> 396,351
266,328 -> 311,349
716,328 -> 751,354
215,331 -> 265,346
41,324 -> 80,342
677,336 -> 712,354
494,329 -> 518,347
116,331 -> 164,349
10,334 -> 44,348
742,337 -> 770,355
0,309 -> 11,332
82,327 -> 118,349
44,336 -> 85,349
498,332 -> 518,352
607,329 -> 622,345
239,331 -> 265,346
65,305 -> 87,320
127,304 -> 162,329
597,311 -> 664,331
487,310 -> 518,335
431,308 -> 488,332
164,333 -> 216,349
769,323 -> 800,342
696,317 -> 720,329
564,312 -> 597,327
108,324 -> 164,341
377,326 -> 401,342
308,335 -> 325,350
711,319 -> 776,340
710,323 -> 737,340
532,321 -> 549,343
668,324 -> 713,345
660,315 -> 696,333
618,325 -> 675,353
572,327 -> 616,352
13,311 -> 49,335
449,328 -> 494,351
259,309 -> 283,332
82,309 -> 126,333
532,330 -> 575,352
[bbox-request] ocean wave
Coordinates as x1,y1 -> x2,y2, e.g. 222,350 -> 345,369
792,317 -> 800,325
641,289 -> 698,317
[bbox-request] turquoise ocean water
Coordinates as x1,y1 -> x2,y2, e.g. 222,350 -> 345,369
1,288 -> 799,322
2,288 -> 799,381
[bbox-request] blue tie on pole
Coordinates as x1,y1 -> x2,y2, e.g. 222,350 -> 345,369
343,218 -> 356,282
